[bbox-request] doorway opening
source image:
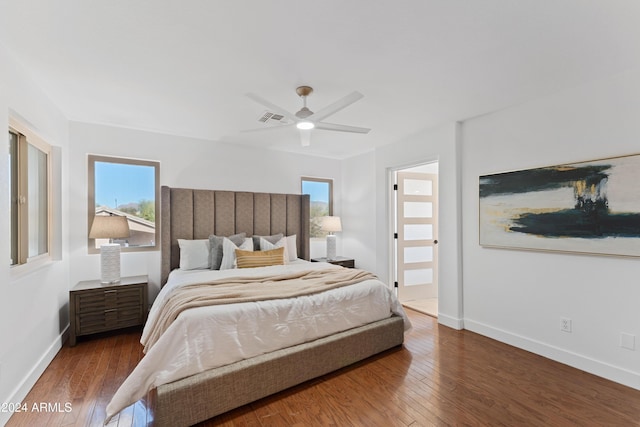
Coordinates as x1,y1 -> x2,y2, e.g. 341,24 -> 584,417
392,161 -> 439,317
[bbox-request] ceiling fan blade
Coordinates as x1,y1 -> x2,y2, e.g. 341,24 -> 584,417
245,93 -> 299,123
315,122 -> 371,134
240,123 -> 294,133
307,91 -> 364,122
299,129 -> 311,146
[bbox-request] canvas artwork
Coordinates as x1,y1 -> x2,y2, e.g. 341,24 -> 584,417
479,154 -> 640,257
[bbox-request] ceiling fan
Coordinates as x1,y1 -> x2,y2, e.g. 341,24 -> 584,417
244,86 -> 371,146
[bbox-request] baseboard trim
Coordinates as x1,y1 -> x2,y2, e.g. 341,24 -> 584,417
0,326 -> 68,426
464,318 -> 640,391
437,313 -> 464,330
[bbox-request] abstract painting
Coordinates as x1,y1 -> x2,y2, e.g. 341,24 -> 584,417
479,154 -> 640,256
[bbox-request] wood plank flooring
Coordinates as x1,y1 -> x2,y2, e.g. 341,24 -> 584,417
7,309 -> 640,426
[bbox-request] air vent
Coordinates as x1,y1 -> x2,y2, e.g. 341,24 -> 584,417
258,111 -> 288,124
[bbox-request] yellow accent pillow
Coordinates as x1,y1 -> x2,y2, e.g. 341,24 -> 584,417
235,247 -> 285,269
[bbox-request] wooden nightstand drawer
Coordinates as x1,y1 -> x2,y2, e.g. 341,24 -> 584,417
76,286 -> 144,313
76,298 -> 145,335
69,276 -> 148,346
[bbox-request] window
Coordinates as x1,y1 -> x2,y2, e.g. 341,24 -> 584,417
88,155 -> 160,253
301,177 -> 333,238
9,120 -> 51,266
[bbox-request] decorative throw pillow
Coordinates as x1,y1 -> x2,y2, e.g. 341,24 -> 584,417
252,233 -> 283,251
209,232 -> 246,270
220,237 -> 253,270
177,239 -> 210,270
285,234 -> 298,261
260,235 -> 298,262
236,247 -> 285,269
259,236 -> 288,263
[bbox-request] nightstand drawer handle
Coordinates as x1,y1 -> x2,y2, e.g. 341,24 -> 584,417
104,309 -> 118,313
104,290 -> 118,294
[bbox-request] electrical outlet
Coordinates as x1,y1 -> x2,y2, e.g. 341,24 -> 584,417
561,317 -> 572,333
620,333 -> 636,350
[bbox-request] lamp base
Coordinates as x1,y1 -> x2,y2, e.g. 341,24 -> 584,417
100,243 -> 122,284
326,234 -> 337,261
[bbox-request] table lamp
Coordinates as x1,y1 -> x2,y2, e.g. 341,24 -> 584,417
89,215 -> 130,284
321,216 -> 342,261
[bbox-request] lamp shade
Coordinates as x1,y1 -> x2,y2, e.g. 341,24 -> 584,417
321,216 -> 342,233
89,215 -> 130,239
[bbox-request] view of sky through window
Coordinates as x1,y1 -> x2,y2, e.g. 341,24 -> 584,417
95,162 -> 155,208
302,180 -> 330,206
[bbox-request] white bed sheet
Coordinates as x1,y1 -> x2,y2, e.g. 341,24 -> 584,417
106,260 -> 410,421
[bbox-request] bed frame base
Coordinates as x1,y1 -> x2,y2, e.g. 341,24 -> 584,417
151,315 -> 405,427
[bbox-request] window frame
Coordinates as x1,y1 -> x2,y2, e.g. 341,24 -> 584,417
301,176 -> 334,239
9,117 -> 53,268
87,154 -> 160,254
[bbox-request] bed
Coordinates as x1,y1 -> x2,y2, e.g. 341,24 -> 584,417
105,186 -> 409,426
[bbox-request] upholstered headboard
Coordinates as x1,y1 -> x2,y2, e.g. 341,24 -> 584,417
160,186 -> 310,286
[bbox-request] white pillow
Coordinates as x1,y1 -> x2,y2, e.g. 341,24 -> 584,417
286,234 -> 297,261
260,235 -> 298,262
178,239 -> 210,270
220,237 -> 253,270
260,236 -> 288,263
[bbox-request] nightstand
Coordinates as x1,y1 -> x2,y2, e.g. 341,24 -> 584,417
69,275 -> 148,346
311,256 -> 355,268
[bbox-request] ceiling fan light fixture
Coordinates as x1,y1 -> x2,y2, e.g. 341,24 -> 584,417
296,121 -> 315,130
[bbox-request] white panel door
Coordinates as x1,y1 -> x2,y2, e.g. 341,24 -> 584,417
396,172 -> 438,302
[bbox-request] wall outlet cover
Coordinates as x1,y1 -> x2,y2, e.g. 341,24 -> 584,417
620,333 -> 636,350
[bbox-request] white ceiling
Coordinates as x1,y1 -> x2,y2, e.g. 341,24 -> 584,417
2,1 -> 640,159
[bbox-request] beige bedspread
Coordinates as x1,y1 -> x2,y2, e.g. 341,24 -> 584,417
143,268 -> 377,352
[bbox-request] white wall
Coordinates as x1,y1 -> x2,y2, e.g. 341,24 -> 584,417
0,46 -> 70,425
366,122 -> 463,329
341,151 -> 377,273
461,68 -> 640,390
68,122 -> 343,300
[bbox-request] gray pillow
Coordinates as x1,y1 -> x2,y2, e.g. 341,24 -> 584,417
209,232 -> 246,269
252,233 -> 284,251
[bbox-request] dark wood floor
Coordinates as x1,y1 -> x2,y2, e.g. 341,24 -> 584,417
8,309 -> 640,426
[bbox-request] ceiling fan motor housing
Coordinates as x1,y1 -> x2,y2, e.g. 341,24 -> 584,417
295,107 -> 313,118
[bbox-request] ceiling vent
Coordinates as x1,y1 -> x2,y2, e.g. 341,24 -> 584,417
258,111 -> 289,124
